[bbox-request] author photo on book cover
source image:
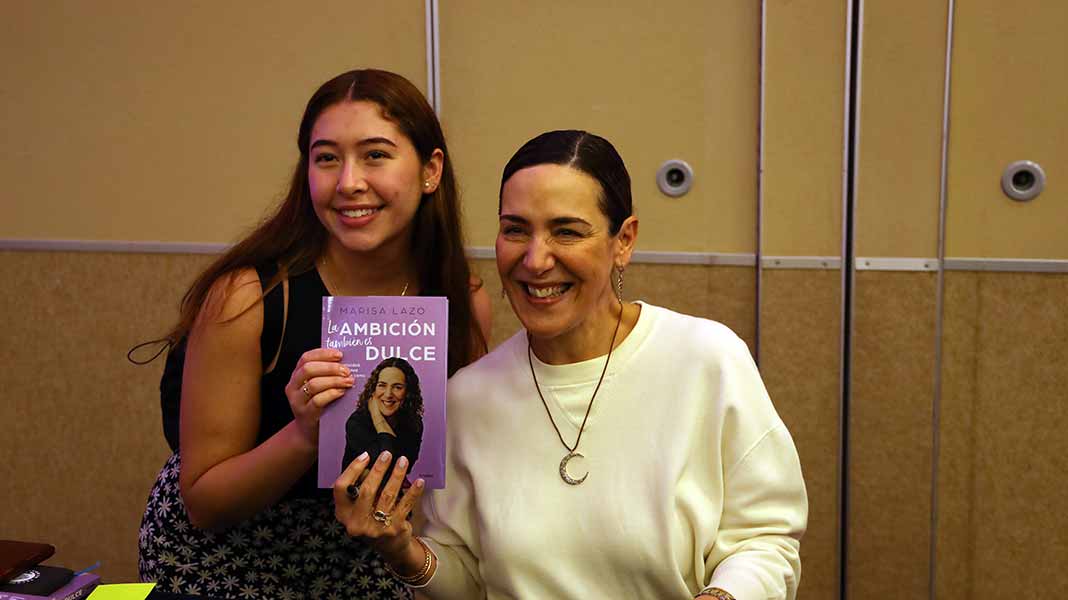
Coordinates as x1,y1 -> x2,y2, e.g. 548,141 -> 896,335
342,357 -> 424,477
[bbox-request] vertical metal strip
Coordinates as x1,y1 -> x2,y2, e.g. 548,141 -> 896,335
424,0 -> 441,114
930,1 -> 956,598
755,0 -> 766,366
431,0 -> 441,114
841,0 -> 864,598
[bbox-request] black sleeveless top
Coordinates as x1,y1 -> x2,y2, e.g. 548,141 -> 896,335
160,265 -> 331,499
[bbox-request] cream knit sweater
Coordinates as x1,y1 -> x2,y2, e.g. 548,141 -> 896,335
421,303 -> 807,599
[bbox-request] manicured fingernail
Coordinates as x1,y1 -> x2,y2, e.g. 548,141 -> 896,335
414,479 -> 425,489
378,451 -> 392,463
340,366 -> 350,376
397,456 -> 408,468
356,452 -> 369,462
333,350 -> 343,359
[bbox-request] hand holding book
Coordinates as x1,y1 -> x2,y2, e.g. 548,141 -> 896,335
332,451 -> 425,562
285,348 -> 355,446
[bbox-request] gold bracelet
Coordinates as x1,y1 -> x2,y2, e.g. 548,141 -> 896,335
384,537 -> 434,587
696,587 -> 736,600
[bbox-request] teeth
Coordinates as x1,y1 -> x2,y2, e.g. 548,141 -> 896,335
341,207 -> 378,218
527,284 -> 568,298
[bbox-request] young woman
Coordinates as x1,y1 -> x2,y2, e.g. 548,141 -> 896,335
138,69 -> 491,598
334,130 -> 807,599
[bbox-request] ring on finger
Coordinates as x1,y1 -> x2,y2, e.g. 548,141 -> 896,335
346,483 -> 359,502
373,509 -> 392,527
301,381 -> 311,398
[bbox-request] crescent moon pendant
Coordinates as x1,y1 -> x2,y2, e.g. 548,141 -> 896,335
559,451 -> 588,485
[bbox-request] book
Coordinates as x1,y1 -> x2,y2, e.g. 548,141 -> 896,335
0,565 -> 72,595
318,296 -> 448,490
0,572 -> 100,600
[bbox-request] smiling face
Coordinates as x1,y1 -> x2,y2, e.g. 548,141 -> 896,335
373,366 -> 408,417
307,100 -> 441,259
497,164 -> 632,352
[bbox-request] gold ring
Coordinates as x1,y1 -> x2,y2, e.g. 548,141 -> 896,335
372,510 -> 392,527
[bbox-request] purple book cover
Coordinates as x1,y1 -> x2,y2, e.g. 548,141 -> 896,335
318,296 -> 448,489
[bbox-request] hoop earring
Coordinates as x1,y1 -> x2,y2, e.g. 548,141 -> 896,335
615,265 -> 625,303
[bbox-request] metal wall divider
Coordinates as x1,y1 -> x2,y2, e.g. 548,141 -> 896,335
756,0 -> 768,365
3,237 -> 1062,275
931,2 -> 957,598
424,0 -> 441,115
839,1 -> 864,598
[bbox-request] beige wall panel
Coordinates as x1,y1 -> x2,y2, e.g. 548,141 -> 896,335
470,259 -> 522,349
849,272 -> 936,599
626,264 -> 756,351
946,2 -> 1068,259
763,2 -> 845,257
759,271 -> 841,600
0,252 -> 214,582
938,272 -> 1068,598
0,1 -> 425,243
439,1 -> 759,253
936,271 -> 979,600
471,259 -> 756,352
855,0 -> 948,258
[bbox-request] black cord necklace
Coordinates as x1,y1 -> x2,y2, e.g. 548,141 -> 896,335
527,302 -> 624,485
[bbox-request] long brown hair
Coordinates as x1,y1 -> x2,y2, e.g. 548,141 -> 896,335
160,69 -> 485,375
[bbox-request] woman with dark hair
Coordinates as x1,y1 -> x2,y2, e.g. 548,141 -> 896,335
342,357 -> 424,475
334,130 -> 807,599
137,69 -> 491,597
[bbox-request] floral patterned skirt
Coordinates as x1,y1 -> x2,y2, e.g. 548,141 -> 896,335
139,453 -> 412,600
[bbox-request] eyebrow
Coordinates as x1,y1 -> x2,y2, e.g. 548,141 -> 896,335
309,136 -> 398,151
499,214 -> 593,227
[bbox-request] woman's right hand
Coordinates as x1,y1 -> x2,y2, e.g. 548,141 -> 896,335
286,348 -> 354,446
334,450 -> 426,565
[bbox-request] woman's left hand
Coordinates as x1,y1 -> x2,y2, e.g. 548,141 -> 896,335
333,449 -> 425,561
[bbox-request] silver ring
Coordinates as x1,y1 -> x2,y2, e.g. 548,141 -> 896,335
346,483 -> 359,502
372,510 -> 392,527
301,383 -> 311,398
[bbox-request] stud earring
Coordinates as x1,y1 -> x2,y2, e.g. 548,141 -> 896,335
424,181 -> 431,189
615,265 -> 625,303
